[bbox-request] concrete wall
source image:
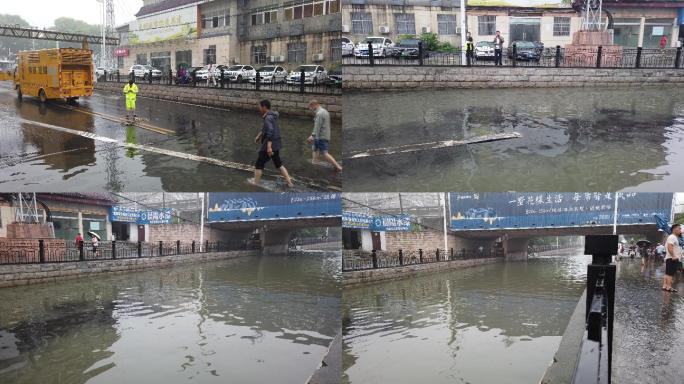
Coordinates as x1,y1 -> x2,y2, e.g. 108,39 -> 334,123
147,223 -> 223,243
94,81 -> 341,120
343,65 -> 684,90
343,256 -> 502,286
0,250 -> 257,288
384,229 -> 495,253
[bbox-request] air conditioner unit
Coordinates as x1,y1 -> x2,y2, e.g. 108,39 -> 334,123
421,26 -> 431,33
379,26 -> 390,34
270,55 -> 285,63
342,24 -> 350,33
312,53 -> 324,62
232,57 -> 240,64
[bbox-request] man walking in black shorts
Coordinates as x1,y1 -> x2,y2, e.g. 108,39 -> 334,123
663,223 -> 681,292
253,99 -> 294,188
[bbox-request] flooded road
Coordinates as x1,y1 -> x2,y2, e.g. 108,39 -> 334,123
342,251 -> 590,384
343,86 -> 684,192
613,259 -> 684,384
0,253 -> 341,384
0,83 -> 341,191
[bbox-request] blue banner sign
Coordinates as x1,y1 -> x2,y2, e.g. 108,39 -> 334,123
207,193 -> 341,222
449,192 -> 673,230
137,209 -> 173,225
109,206 -> 173,225
109,206 -> 139,223
343,211 -> 411,231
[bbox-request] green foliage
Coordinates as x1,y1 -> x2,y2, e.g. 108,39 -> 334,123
674,213 -> 684,225
398,32 -> 460,53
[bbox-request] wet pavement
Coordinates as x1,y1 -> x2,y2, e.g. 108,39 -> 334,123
613,259 -> 684,384
343,86 -> 684,192
0,83 -> 341,191
0,252 -> 341,384
342,251 -> 590,384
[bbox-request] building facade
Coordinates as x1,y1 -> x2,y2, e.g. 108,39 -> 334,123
115,0 -> 342,72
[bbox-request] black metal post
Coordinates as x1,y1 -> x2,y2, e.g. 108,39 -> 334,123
103,70 -> 107,82
256,71 -> 261,91
148,71 -> 153,84
220,69 -> 225,89
116,70 -> 120,83
39,239 -> 45,263
368,42 -> 374,66
192,240 -> 196,253
418,41 -> 424,66
168,69 -> 173,85
192,70 -> 197,87
299,69 -> 305,94
635,47 -> 642,68
676,47 -> 682,68
158,241 -> 163,256
372,249 -> 378,269
555,45 -> 561,67
112,240 -> 116,259
217,240 -> 222,251
137,241 -> 142,257
79,241 -> 84,261
450,248 -> 454,259
512,44 -> 517,67
435,249 -> 440,262
419,248 -> 423,263
205,240 -> 209,253
398,249 -> 403,266
596,46 -> 603,68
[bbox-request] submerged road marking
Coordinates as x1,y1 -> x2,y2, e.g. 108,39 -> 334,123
343,132 -> 522,159
17,117 -> 337,191
54,104 -> 175,135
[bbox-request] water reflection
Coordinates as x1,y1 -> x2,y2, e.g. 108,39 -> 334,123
0,253 -> 340,384
342,252 -> 590,384
343,87 -> 684,191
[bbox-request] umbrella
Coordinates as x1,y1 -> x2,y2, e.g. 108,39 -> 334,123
87,231 -> 101,240
636,240 -> 651,248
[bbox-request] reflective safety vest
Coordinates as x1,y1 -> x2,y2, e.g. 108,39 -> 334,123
123,83 -> 138,101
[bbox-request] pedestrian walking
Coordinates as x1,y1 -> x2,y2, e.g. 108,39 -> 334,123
465,31 -> 474,65
123,78 -> 138,123
660,35 -> 668,49
91,234 -> 100,258
207,63 -> 217,87
307,100 -> 342,172
493,31 -> 504,66
253,99 -> 294,188
663,224 -> 681,292
75,233 -> 83,247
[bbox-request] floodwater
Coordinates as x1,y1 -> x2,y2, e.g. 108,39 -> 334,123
342,250 -> 590,384
0,83 -> 341,192
0,252 -> 341,384
343,86 -> 684,192
613,259 -> 684,383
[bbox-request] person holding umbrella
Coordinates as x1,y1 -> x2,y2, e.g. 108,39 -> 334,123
88,231 -> 101,258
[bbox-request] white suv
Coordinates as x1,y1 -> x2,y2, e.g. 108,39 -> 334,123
224,65 -> 256,82
354,37 -> 394,58
287,65 -> 328,85
129,64 -> 162,79
249,65 -> 288,84
342,37 -> 354,56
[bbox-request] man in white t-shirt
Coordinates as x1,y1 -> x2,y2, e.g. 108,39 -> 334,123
663,224 -> 681,292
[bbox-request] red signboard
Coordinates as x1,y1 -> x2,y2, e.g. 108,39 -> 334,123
114,48 -> 129,57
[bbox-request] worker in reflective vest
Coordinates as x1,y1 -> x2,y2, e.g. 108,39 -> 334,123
123,79 -> 138,122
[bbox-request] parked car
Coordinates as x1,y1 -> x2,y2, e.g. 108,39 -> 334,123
474,41 -> 495,60
129,64 -> 162,79
286,65 -> 328,85
354,36 -> 394,58
195,64 -> 229,80
249,65 -> 288,84
389,37 -> 426,58
328,68 -> 341,88
508,41 -> 541,61
223,64 -> 256,82
342,37 -> 354,56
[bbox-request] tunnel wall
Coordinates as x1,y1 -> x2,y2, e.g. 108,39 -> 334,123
504,237 -> 529,261
384,229 -> 495,253
0,250 -> 258,288
261,228 -> 292,255
343,66 -> 684,90
94,82 -> 341,120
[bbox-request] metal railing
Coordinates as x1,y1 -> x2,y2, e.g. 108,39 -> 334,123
572,235 -> 617,384
98,69 -> 341,95
289,237 -> 342,247
342,247 -> 504,271
0,239 -> 249,265
529,244 -> 582,253
344,42 -> 683,70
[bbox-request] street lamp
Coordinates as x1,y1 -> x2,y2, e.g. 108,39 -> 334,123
96,0 -> 106,68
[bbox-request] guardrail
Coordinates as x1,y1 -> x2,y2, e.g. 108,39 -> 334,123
529,244 -> 581,253
572,235 -> 616,384
98,69 -> 341,95
344,41 -> 683,70
289,237 -> 341,247
0,239 -> 251,265
342,247 -> 504,271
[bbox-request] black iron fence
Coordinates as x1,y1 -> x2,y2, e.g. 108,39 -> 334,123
0,239 -> 248,265
344,42 -> 683,70
98,69 -> 341,95
342,247 -> 504,271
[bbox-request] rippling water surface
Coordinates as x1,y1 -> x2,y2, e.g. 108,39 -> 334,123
0,253 -> 340,384
342,251 -> 590,384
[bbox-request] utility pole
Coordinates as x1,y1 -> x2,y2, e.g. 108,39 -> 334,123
460,0 -> 467,65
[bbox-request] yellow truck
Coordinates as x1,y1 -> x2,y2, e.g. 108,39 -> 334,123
14,48 -> 94,103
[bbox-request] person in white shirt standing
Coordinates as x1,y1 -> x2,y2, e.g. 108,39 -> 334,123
663,224 -> 681,292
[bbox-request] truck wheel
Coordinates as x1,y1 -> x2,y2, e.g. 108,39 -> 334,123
16,86 -> 22,101
67,97 -> 78,104
39,89 -> 47,103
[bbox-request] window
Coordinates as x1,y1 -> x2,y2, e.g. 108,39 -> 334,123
204,45 -> 216,64
284,0 -> 339,20
394,13 -> 415,35
251,45 -> 267,64
437,14 -> 457,35
136,53 -> 148,65
252,10 -> 277,26
287,42 -> 307,64
351,12 -> 373,35
553,17 -> 571,36
202,10 -> 230,29
251,13 -> 263,26
478,15 -> 496,36
331,38 -> 342,61
326,0 -> 340,14
117,56 -> 124,69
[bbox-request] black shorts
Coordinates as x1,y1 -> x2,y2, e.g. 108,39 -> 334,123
255,150 -> 282,170
665,258 -> 678,276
